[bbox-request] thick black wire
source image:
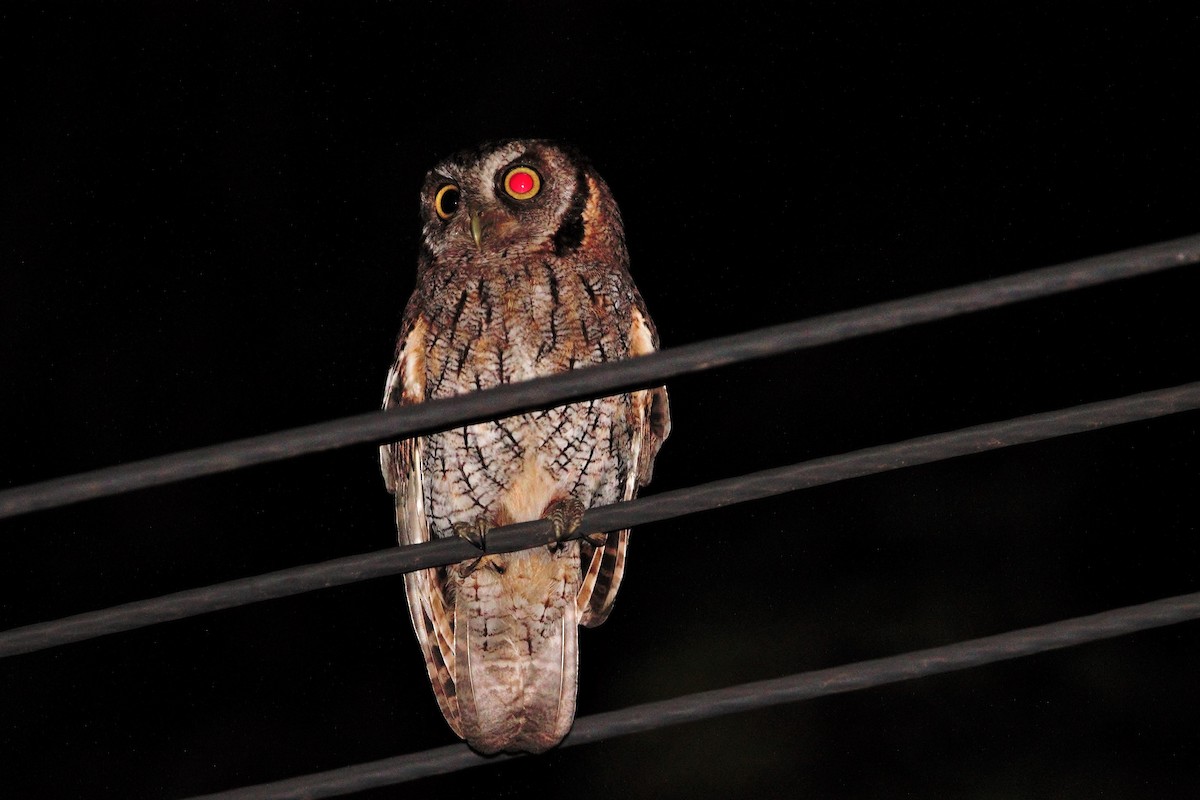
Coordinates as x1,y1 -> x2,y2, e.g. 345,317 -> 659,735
180,590 -> 1200,799
1,233 -> 1197,521
4,381 -> 1197,659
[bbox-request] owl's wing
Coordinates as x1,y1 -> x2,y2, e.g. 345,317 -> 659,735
578,305 -> 671,627
380,317 -> 463,738
630,305 -> 672,488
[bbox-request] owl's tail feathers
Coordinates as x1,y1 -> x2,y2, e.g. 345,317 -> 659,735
455,554 -> 580,754
578,528 -> 629,628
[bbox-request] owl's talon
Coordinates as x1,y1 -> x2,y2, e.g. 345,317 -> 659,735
545,498 -> 586,551
453,519 -> 491,576
455,557 -> 484,578
453,519 -> 491,551
583,532 -> 607,547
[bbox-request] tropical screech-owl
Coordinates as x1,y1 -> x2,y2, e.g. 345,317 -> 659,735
379,139 -> 670,754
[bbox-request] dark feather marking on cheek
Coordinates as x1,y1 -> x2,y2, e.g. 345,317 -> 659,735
552,167 -> 590,256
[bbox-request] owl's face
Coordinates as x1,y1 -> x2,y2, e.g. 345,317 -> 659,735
417,139 -> 624,266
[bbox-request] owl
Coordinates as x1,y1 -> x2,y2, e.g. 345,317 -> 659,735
379,139 -> 670,754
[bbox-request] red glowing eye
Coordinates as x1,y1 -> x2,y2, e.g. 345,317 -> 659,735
508,171 -> 534,195
503,166 -> 541,200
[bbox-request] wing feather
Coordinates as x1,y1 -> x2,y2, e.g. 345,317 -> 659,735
380,317 -> 463,736
578,305 -> 671,627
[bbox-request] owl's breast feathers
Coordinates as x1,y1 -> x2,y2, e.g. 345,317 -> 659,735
415,257 -> 634,394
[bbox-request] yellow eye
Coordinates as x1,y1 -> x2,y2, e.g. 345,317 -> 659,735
502,166 -> 541,200
434,184 -> 460,220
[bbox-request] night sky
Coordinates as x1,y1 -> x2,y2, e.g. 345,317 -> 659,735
2,4 -> 1199,798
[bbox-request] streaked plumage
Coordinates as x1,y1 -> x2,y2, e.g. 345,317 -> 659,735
380,139 -> 669,753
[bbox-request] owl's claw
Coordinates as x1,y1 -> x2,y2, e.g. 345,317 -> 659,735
545,498 -> 603,550
454,556 -> 484,578
452,519 -> 492,577
547,498 -> 585,541
453,519 -> 491,551
582,531 -> 608,547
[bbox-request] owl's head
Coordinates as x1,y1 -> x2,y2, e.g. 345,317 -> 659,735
417,139 -> 627,269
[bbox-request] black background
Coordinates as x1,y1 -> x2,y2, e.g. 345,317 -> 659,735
2,4 -> 1198,798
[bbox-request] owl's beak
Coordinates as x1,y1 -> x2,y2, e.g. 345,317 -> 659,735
469,211 -> 484,251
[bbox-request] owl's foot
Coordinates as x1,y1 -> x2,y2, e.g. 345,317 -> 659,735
452,519 -> 492,577
545,498 -> 604,549
453,518 -> 490,550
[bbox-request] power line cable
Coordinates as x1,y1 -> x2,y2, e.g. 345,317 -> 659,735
180,590 -> 1200,799
4,381 -> 1196,659
1,233 -> 1197,521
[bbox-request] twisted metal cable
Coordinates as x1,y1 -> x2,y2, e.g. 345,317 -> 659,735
4,381 -> 1197,659
180,590 -> 1200,799
1,233 -> 1197,521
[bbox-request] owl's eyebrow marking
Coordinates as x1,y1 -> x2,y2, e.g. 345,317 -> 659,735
552,167 -> 590,256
